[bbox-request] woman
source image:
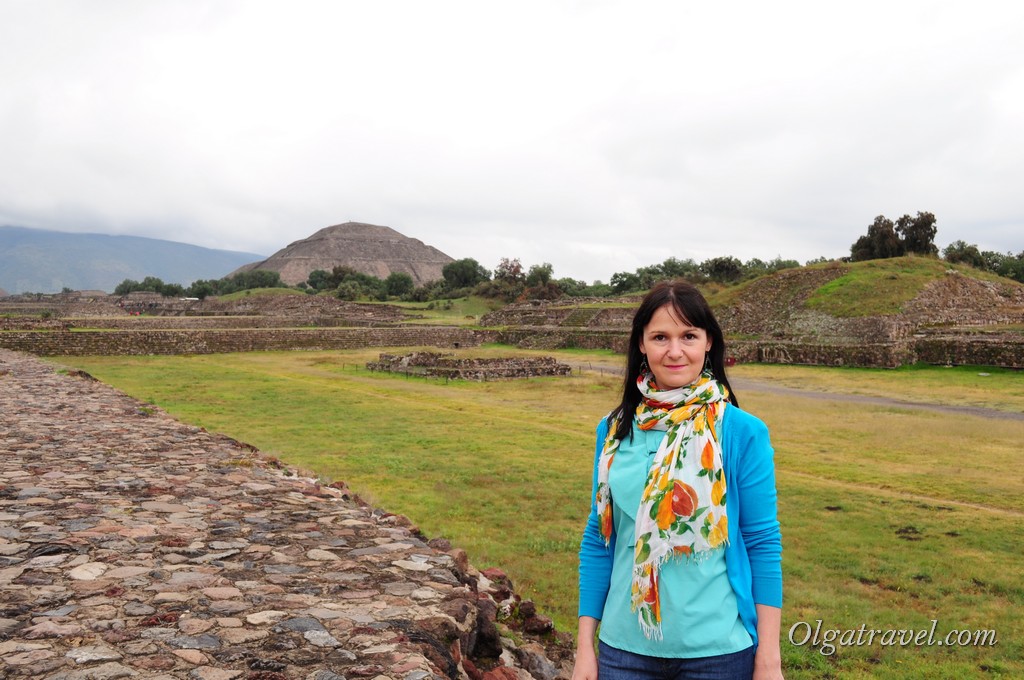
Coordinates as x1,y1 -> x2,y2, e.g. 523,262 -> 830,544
574,281 -> 783,680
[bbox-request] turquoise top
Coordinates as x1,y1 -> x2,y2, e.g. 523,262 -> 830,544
597,424 -> 753,657
579,405 -> 782,648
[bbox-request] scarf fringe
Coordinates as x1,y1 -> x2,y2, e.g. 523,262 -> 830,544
639,618 -> 664,642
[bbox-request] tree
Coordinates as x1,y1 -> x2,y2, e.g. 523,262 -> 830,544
227,270 -> 285,291
442,258 -> 490,289
187,280 -> 216,300
384,272 -> 414,297
525,262 -> 554,287
699,256 -> 744,283
335,281 -> 361,301
307,269 -> 332,291
980,250 -> 1006,273
114,276 -> 184,297
744,258 -> 769,278
995,251 -> 1024,283
895,211 -> 938,256
850,212 -> 939,261
659,257 -> 702,281
942,240 -> 985,268
766,256 -> 800,272
493,257 -> 525,282
851,215 -> 904,261
491,259 -> 524,282
610,271 -> 642,294
556,277 -> 589,297
114,279 -> 140,295
408,279 -> 446,302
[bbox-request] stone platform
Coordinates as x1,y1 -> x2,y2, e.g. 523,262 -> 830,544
0,350 -> 568,680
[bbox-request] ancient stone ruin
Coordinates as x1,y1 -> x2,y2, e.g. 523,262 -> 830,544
0,349 -> 574,679
366,352 -> 572,381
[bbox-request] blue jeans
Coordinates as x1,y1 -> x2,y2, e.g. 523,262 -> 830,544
597,641 -> 755,680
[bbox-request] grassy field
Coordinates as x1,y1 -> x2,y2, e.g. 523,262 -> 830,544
382,295 -> 506,325
216,287 -> 308,300
803,256 -> 1021,317
53,349 -> 1023,679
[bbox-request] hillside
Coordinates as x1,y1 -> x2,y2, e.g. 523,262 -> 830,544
232,222 -> 453,287
715,256 -> 1024,337
0,226 -> 266,294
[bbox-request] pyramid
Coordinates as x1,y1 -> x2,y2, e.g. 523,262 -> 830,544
234,222 -> 454,287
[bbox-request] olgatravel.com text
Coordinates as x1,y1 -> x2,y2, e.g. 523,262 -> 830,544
788,620 -> 997,656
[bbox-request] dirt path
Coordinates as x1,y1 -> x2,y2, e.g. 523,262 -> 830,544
571,362 -> 1024,422
731,377 -> 1024,421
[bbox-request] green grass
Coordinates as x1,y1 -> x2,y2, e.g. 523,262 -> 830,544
216,287 -> 307,301
52,351 -> 1023,678
385,295 -> 506,325
804,256 -> 1023,317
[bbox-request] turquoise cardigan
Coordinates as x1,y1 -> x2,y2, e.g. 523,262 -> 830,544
578,405 -> 783,645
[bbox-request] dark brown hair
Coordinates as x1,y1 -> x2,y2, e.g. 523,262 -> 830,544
610,280 -> 738,440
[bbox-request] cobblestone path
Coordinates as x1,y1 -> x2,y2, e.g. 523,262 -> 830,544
0,350 -> 565,680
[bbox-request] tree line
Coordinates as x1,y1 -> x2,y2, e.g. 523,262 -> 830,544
848,211 -> 1023,282
113,211 -> 1022,302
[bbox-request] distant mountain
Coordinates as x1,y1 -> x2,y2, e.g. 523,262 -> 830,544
0,226 -> 267,294
233,221 -> 453,287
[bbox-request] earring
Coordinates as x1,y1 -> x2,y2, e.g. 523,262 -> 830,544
640,355 -> 649,373
703,352 -> 712,373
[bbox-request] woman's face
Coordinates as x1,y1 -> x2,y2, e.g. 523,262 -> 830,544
639,304 -> 711,390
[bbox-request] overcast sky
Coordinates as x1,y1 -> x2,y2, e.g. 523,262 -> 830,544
1,1 -> 1022,283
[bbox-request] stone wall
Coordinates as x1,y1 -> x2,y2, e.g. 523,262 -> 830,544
0,327 -> 482,356
367,352 -> 572,380
492,327 -> 1023,369
913,334 -> 1024,368
64,317 -> 380,330
479,298 -> 637,329
728,340 -> 918,368
494,328 -> 630,353
4,319 -> 1021,369
1,292 -> 411,325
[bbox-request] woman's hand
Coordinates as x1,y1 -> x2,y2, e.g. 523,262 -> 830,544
572,616 -> 600,680
571,644 -> 598,680
754,604 -> 784,679
753,644 -> 784,680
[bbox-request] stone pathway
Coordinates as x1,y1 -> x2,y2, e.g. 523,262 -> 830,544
0,350 -> 568,680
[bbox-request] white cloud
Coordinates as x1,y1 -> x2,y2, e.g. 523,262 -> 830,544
1,0 -> 1022,281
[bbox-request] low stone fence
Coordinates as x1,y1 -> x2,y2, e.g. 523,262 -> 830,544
914,334 -> 1024,368
494,328 -> 630,353
366,352 -> 572,381
0,327 -> 482,356
62,317 -> 385,330
3,323 -> 1020,368
728,340 -> 918,369
492,327 -> 1023,369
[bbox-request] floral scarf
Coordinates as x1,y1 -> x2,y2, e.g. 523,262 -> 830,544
595,369 -> 730,640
